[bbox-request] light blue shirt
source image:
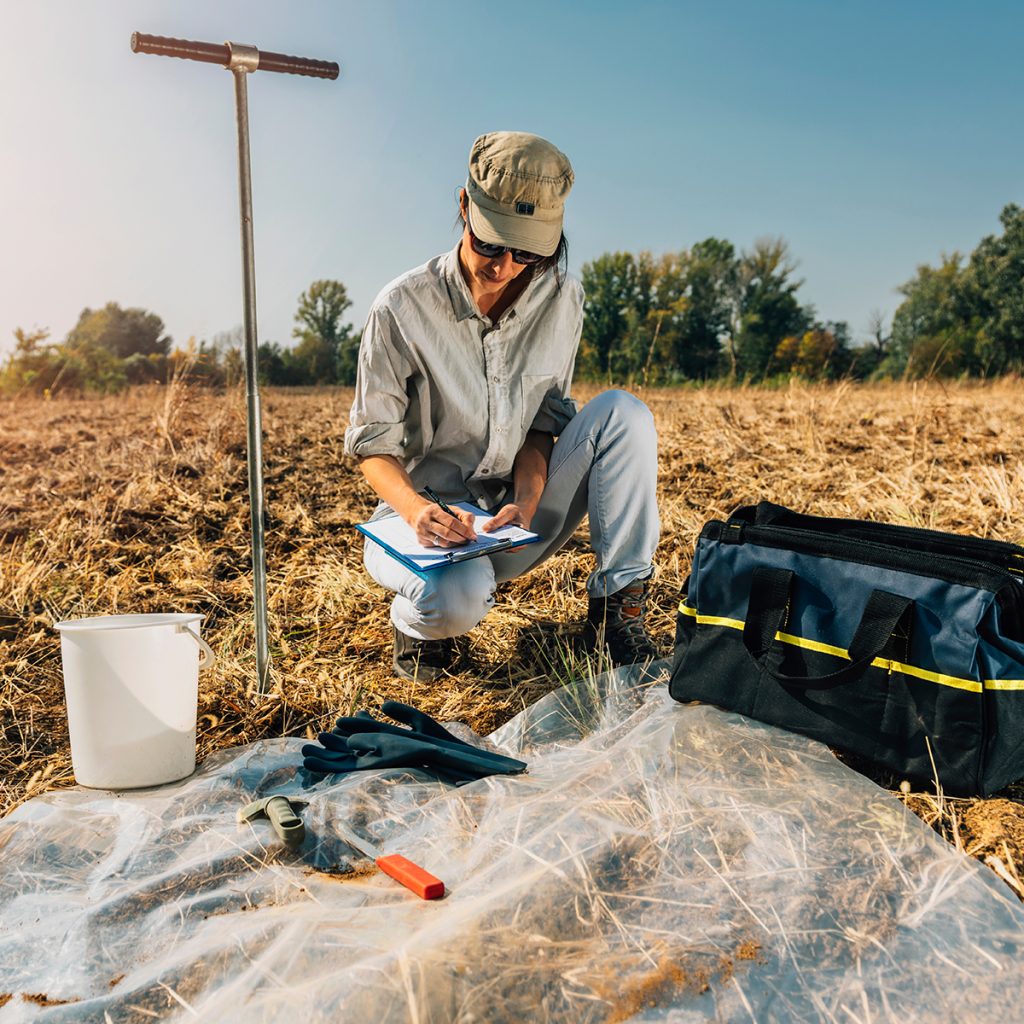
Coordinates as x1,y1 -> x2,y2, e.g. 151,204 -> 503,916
346,244 -> 583,509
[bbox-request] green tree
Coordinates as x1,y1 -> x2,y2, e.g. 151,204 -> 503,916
292,279 -> 356,384
774,323 -> 851,380
964,203 -> 1024,373
0,328 -> 60,394
734,238 -> 811,379
628,253 -> 685,383
337,328 -> 361,386
582,242 -> 742,383
123,352 -> 165,384
673,238 -> 737,379
0,325 -> 135,395
580,252 -> 653,379
258,341 -> 310,386
628,299 -> 687,386
58,340 -> 127,393
66,303 -> 171,359
887,254 -> 975,377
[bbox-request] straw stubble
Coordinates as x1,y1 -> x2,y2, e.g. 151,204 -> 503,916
0,380 -> 1022,893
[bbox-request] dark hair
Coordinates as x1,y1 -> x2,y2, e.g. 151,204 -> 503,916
454,191 -> 569,291
535,234 -> 569,290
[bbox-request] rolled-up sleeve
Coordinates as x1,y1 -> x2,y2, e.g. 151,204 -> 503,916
344,306 -> 414,458
529,389 -> 579,435
528,288 -> 582,435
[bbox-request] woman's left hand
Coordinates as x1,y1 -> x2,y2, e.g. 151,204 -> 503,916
483,502 -> 534,552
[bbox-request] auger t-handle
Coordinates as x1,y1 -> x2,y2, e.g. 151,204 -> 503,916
130,33 -> 340,79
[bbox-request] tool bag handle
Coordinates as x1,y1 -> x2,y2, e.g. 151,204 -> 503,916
742,567 -> 912,690
131,33 -> 340,79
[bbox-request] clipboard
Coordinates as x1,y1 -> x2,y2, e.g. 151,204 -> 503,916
356,502 -> 541,579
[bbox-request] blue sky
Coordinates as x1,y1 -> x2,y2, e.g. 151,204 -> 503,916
2,1 -> 1022,356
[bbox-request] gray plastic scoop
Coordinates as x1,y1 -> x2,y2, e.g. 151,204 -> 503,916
238,796 -> 308,848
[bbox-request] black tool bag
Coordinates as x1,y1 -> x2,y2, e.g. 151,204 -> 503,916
670,502 -> 1024,796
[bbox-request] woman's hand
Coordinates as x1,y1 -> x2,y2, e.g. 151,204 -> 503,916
482,502 -> 535,553
410,500 -> 477,548
494,430 -> 550,552
356,457 -> 477,549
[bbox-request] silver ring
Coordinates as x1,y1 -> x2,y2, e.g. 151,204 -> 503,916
433,534 -> 443,546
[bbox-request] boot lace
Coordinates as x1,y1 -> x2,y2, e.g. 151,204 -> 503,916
608,586 -> 658,655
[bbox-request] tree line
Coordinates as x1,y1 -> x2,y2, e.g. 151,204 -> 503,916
4,202 -> 1022,395
0,280 -> 360,396
579,202 -> 1024,383
578,237 -> 855,383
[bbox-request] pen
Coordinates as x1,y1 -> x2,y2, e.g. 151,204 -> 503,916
425,487 -> 477,545
424,486 -> 455,517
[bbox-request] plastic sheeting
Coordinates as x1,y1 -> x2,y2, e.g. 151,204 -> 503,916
2,662 -> 1023,1022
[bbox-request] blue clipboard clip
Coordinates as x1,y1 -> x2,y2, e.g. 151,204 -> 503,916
444,537 -> 515,562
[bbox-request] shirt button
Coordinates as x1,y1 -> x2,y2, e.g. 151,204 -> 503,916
481,469 -> 490,475
491,375 -> 499,383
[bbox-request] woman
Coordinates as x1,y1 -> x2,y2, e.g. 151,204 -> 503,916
345,131 -> 661,680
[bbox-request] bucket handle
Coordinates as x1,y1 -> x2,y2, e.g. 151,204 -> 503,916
177,624 -> 215,669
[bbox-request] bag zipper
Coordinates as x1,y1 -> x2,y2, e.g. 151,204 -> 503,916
712,520 -> 1020,593
742,503 -> 1024,577
823,524 -> 1022,577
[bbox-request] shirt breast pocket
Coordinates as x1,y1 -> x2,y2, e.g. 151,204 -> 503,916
519,374 -> 558,429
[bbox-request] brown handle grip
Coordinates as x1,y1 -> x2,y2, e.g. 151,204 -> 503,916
257,49 -> 340,80
131,33 -> 229,66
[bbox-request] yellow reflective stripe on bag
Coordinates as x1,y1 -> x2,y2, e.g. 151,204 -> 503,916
677,600 -> 1021,694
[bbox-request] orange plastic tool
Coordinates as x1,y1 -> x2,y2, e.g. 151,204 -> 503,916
335,822 -> 445,900
375,853 -> 445,900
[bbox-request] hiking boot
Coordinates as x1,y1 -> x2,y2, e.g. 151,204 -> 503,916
392,626 -> 455,682
583,579 -> 660,666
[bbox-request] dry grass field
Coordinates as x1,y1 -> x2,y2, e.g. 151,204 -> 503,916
2,379 -> 1024,897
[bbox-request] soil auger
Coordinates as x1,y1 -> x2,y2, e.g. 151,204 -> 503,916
131,32 -> 340,693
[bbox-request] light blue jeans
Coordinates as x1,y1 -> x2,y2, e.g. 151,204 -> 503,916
364,389 -> 661,640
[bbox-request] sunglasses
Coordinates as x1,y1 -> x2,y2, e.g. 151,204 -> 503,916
466,209 -> 546,265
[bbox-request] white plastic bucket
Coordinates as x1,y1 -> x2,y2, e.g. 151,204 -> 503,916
54,613 -> 215,789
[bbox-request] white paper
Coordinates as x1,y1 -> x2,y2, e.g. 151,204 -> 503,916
361,503 -> 538,568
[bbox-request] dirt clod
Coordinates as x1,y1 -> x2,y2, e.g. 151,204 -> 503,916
22,992 -> 80,1007
307,863 -> 378,882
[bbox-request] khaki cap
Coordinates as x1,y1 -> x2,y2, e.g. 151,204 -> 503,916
465,131 -> 574,258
